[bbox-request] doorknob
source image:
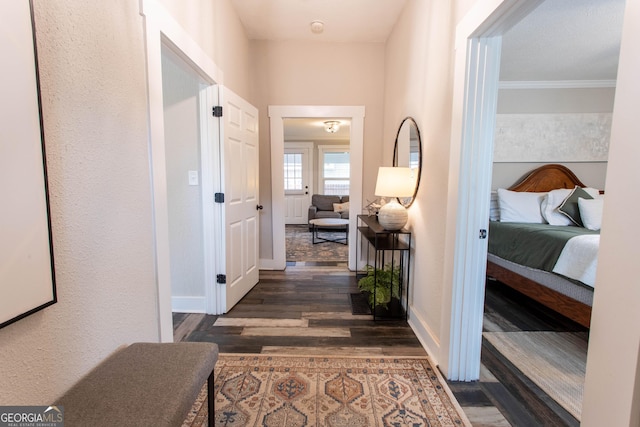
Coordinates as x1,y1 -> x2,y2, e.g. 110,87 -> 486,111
256,205 -> 264,210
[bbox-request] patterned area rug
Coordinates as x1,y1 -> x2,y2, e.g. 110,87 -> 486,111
286,224 -> 349,262
183,354 -> 470,426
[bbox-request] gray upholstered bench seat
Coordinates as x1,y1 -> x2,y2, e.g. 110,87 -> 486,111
55,342 -> 218,427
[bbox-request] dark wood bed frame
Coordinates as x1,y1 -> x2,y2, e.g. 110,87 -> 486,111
486,164 -> 592,328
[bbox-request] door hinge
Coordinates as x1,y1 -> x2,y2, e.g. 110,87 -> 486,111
212,105 -> 223,117
479,229 -> 487,239
216,274 -> 226,284
214,193 -> 224,203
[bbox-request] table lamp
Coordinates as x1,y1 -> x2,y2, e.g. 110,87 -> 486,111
375,167 -> 415,230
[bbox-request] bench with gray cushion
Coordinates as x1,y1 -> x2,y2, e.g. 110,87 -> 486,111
308,194 -> 349,230
55,342 -> 218,427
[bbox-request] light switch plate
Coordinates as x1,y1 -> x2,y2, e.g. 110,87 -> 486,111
188,170 -> 199,186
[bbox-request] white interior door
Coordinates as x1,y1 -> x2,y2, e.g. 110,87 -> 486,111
220,86 -> 259,310
284,143 -> 313,224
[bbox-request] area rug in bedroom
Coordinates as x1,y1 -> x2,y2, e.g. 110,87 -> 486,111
483,331 -> 587,421
286,224 -> 349,262
183,354 -> 470,426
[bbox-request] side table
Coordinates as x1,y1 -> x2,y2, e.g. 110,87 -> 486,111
356,214 -> 411,320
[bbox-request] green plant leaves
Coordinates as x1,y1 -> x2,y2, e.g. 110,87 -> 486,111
357,264 -> 401,309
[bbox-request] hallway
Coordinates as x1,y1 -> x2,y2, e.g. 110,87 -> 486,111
173,265 -> 531,426
174,265 -> 424,356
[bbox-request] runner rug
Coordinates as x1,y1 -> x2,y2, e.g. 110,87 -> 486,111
183,354 -> 469,427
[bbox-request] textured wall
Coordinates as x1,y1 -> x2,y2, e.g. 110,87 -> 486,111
492,87 -> 615,188
0,0 -> 158,403
494,113 -> 611,162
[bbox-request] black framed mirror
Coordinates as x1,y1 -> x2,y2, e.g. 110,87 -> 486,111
392,117 -> 422,208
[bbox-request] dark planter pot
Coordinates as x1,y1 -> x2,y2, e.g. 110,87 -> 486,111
372,296 -> 405,320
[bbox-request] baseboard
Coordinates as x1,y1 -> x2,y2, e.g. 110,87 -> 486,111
171,296 -> 206,313
408,305 -> 441,367
259,258 -> 286,270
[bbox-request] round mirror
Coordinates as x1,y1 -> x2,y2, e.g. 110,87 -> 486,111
392,117 -> 422,208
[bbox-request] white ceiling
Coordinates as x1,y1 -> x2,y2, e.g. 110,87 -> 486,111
232,0 -> 625,139
500,0 -> 625,82
284,118 -> 351,142
229,0 -> 407,43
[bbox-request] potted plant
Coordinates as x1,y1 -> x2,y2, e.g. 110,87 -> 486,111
357,263 -> 401,311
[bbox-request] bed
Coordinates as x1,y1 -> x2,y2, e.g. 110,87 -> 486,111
486,164 -> 602,328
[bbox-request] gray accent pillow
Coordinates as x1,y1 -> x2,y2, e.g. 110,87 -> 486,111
558,186 -> 594,227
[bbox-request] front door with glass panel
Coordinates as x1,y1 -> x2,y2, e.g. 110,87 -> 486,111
284,143 -> 313,224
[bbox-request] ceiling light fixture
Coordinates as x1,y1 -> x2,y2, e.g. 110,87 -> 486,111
310,20 -> 324,34
324,121 -> 340,133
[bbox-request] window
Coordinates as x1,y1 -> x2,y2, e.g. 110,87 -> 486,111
283,153 -> 303,192
319,146 -> 350,196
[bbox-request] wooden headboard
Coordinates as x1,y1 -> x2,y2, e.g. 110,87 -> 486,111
508,164 -> 586,193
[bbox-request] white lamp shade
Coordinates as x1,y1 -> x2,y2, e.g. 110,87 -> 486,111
375,167 -> 415,198
375,167 -> 414,230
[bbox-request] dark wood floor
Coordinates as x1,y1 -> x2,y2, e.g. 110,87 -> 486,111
173,265 -> 588,426
174,264 -> 425,356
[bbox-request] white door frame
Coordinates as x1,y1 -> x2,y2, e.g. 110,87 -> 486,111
441,0 -> 543,380
140,0 -> 225,342
268,106 -> 365,271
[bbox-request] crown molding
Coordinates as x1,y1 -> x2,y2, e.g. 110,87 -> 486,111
499,80 -> 617,89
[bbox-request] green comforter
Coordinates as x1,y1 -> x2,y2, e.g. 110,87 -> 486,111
488,222 -> 600,272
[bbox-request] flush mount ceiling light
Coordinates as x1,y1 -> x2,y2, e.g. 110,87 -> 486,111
324,121 -> 340,133
310,20 -> 324,34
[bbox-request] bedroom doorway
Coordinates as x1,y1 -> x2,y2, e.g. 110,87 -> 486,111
444,0 -> 545,380
445,0 -> 623,386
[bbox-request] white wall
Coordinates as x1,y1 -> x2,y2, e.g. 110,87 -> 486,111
251,40 -> 385,260
0,0 -> 158,403
161,49 -> 206,303
582,0 -> 640,424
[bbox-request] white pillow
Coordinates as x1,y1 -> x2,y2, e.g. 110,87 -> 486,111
497,189 -> 546,223
489,191 -> 499,221
578,198 -> 604,231
333,201 -> 350,213
540,188 -> 573,226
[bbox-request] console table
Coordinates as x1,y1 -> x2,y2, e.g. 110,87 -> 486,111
356,214 -> 411,320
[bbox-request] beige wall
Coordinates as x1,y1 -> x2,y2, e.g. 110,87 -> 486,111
383,0 -> 455,353
0,0 -> 251,404
0,0 -> 158,403
158,0 -> 252,100
250,40 -> 385,259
